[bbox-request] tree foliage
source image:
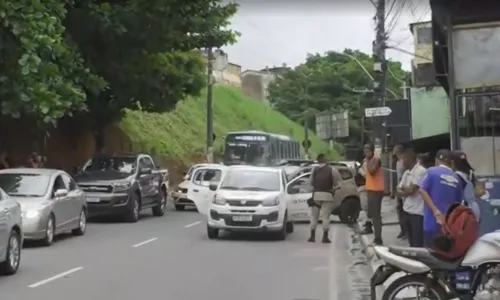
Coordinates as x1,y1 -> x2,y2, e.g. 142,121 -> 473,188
267,49 -> 408,144
0,0 -> 238,130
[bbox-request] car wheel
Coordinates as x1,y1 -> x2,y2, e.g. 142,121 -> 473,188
275,214 -> 288,241
0,230 -> 21,275
125,193 -> 140,223
286,221 -> 294,233
207,224 -> 219,239
72,209 -> 87,236
175,205 -> 185,211
41,214 -> 55,246
152,189 -> 167,217
339,197 -> 361,224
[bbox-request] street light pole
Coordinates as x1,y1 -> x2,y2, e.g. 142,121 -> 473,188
206,47 -> 214,163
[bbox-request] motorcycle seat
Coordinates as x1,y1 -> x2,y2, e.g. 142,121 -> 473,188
388,245 -> 462,271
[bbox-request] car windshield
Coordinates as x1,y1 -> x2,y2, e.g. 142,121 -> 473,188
82,156 -> 137,174
219,170 -> 281,191
0,173 -> 50,197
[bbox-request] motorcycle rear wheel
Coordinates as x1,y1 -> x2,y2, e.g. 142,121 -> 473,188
382,274 -> 449,300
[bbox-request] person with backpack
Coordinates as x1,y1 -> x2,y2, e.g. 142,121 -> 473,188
417,149 -> 464,247
308,153 -> 343,244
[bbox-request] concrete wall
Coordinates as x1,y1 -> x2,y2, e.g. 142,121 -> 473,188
240,71 -> 275,104
411,87 -> 450,140
411,21 -> 433,66
213,63 -> 242,87
461,136 -> 500,176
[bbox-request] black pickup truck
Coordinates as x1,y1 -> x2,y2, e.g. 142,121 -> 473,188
74,154 -> 167,222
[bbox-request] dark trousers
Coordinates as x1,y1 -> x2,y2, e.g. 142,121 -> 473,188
406,213 -> 424,247
396,197 -> 407,235
367,190 -> 384,242
423,230 -> 440,248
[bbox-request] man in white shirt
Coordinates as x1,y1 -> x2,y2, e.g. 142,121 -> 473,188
397,148 -> 426,247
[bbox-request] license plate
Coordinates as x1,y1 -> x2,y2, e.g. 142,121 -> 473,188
232,215 -> 252,222
86,197 -> 100,203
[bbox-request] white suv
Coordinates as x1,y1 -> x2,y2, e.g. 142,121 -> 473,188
206,166 -> 294,240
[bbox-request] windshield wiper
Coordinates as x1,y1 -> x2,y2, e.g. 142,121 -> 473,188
9,194 -> 41,197
219,186 -> 240,190
241,187 -> 274,191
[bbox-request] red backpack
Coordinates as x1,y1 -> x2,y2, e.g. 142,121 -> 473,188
432,203 -> 479,260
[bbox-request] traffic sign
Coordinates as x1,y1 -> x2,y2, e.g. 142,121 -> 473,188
364,106 -> 392,117
302,139 -> 312,149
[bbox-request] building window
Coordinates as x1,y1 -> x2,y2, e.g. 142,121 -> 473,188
417,27 -> 432,44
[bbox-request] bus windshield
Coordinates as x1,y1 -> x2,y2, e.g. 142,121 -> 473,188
224,142 -> 268,165
223,132 -> 300,166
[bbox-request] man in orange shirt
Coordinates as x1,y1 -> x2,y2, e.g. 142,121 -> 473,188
361,144 -> 385,245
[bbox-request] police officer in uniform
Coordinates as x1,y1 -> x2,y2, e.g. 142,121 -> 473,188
308,153 -> 343,243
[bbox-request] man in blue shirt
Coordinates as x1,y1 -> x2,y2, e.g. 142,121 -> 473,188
418,149 -> 464,247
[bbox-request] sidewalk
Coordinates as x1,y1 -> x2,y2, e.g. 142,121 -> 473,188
356,196 -> 415,299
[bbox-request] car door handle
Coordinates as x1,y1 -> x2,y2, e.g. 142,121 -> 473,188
193,189 -> 199,192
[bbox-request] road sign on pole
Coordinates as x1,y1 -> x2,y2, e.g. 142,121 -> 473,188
364,106 -> 392,117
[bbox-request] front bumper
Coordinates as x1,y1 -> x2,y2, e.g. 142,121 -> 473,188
84,192 -> 131,216
208,204 -> 283,232
172,191 -> 194,206
22,216 -> 47,240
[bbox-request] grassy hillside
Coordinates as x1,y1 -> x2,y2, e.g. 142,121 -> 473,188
120,85 -> 339,164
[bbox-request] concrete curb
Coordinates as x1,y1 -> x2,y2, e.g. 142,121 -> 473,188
355,221 -> 410,299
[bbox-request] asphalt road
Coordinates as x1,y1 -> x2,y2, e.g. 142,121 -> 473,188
0,205 -> 369,300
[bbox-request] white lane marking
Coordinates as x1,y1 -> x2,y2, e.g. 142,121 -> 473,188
29,266 -> 84,288
184,221 -> 201,228
312,266 -> 328,272
131,237 -> 158,248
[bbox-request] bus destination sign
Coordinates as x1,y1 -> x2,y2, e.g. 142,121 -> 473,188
233,135 -> 267,141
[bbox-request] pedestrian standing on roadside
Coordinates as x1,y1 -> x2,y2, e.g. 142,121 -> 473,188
397,149 -> 426,247
417,149 -> 463,247
451,151 -> 481,221
308,153 -> 343,244
394,144 -> 408,240
361,144 -> 385,245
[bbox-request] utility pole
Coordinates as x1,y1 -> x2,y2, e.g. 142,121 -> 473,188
373,0 -> 389,192
206,47 -> 214,163
373,0 -> 387,153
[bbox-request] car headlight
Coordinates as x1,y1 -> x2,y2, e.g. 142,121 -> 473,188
22,210 -> 40,219
262,197 -> 280,207
212,194 -> 226,205
113,182 -> 131,192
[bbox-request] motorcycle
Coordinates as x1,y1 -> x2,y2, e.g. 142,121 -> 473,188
370,230 -> 500,300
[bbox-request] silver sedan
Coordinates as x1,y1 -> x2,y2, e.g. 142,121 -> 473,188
0,168 -> 87,246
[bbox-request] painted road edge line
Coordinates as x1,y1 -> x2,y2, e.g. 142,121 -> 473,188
29,266 -> 84,288
131,237 -> 158,248
184,221 -> 201,228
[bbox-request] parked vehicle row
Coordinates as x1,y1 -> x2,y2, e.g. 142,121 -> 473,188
172,161 -> 363,240
0,153 -> 168,276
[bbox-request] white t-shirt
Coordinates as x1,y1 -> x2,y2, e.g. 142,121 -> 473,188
398,164 -> 427,215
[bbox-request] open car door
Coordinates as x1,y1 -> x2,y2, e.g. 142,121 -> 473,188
285,173 -> 313,221
187,166 -> 227,215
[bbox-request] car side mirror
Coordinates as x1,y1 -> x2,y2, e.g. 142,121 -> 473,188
139,167 -> 152,175
287,186 -> 300,194
209,183 -> 218,191
54,189 -> 68,198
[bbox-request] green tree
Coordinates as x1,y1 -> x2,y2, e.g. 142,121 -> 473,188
268,49 -> 407,146
0,0 -> 238,151
65,0 -> 239,149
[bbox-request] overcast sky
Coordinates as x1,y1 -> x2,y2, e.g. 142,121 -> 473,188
224,1 -> 431,71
